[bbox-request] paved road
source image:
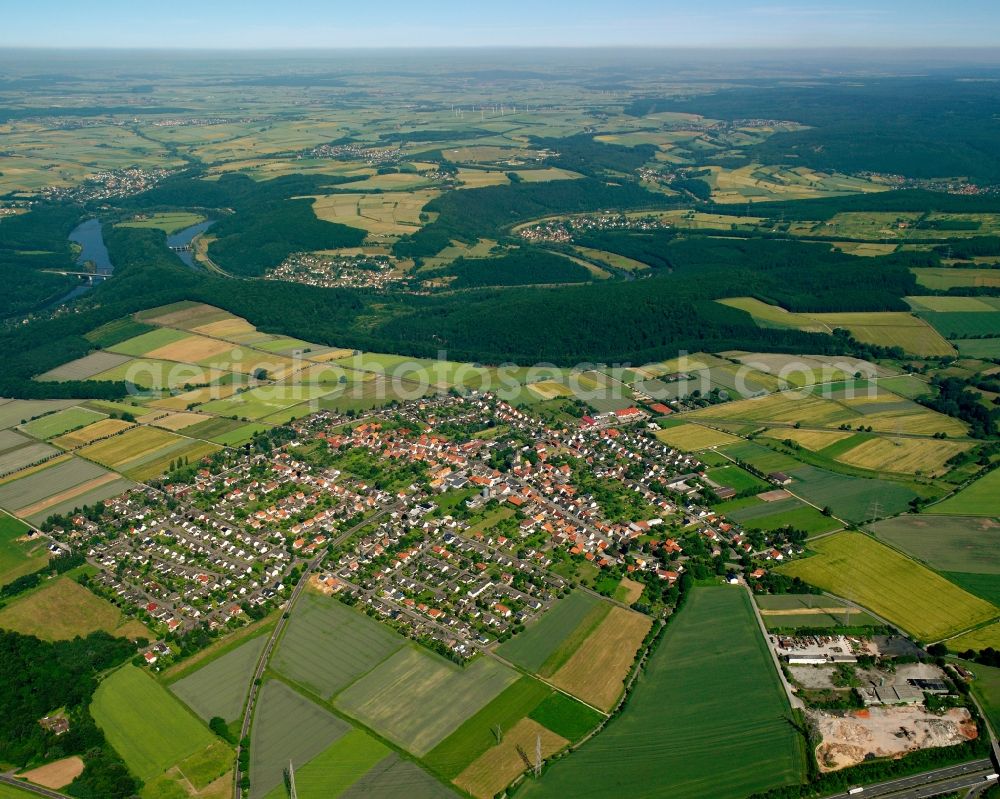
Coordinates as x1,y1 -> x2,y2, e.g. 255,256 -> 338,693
742,581 -> 805,710
232,501 -> 401,798
0,774 -> 71,799
820,759 -> 995,799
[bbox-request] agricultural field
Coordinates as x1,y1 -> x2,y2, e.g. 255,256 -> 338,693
107,327 -> 192,357
775,532 -> 998,642
496,590 -> 606,673
912,268 -> 1000,291
761,427 -> 854,451
456,719 -> 568,799
961,660 -> 1000,737
77,426 -> 193,470
423,677 -> 555,779
755,594 -> 879,630
262,729 -> 390,799
547,605 -> 652,711
724,498 -> 843,536
706,464 -> 770,494
119,211 -> 206,234
0,576 -> 150,641
0,439 -> 59,476
36,351 -> 134,382
92,665 -> 221,781
195,384 -> 333,420
520,587 -> 804,799
654,422 -> 739,451
0,511 -> 48,585
51,418 -> 135,449
948,622 -> 1000,654
309,191 -> 437,236
170,633 -> 269,723
0,400 -> 79,431
17,756 -> 85,790
928,469 -> 1000,517
141,740 -> 233,799
832,436 -> 972,477
335,645 -> 519,756
249,680 -> 351,799
873,515 -> 1000,575
271,592 -> 405,699
19,406 -> 107,440
0,456 -> 128,523
339,755 -> 457,799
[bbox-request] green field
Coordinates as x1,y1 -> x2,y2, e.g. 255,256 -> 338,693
756,594 -> 879,630
949,622 -> 1000,653
527,692 -> 604,741
721,441 -> 803,474
250,680 -> 351,799
0,400 -> 78,430
263,729 -> 390,799
775,532 -> 998,642
0,784 -> 42,799
120,211 -> 206,234
0,511 -> 48,585
495,590 -> 605,673
339,755 -> 457,799
520,587 -> 805,799
92,665 -> 219,781
271,593 -> 405,699
706,464 -> 770,494
108,327 -> 191,357
961,660 -> 1000,737
785,465 -> 918,524
19,407 -> 107,440
335,646 -> 518,756
424,677 -> 554,779
730,501 -> 843,536
928,469 -> 1000,516
170,633 -> 268,723
873,515 -> 1000,574
945,573 -> 1000,606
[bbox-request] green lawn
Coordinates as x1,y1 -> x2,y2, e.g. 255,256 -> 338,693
706,464 -> 770,494
91,665 -> 218,781
929,469 -> 1000,516
0,511 -> 48,585
519,587 -> 805,799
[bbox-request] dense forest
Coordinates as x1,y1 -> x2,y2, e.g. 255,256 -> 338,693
629,79 -> 1000,183
0,629 -> 140,799
122,172 -> 367,276
432,249 -> 593,288
0,204 -> 82,318
393,177 -> 668,258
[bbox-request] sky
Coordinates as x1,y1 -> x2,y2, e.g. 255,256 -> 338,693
2,0 -> 1000,49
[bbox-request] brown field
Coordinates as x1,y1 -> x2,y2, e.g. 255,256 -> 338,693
141,302 -> 228,328
146,334 -> 239,364
0,576 -> 151,641
617,577 -> 645,604
148,383 -> 243,411
763,428 -> 853,451
51,419 -> 134,449
835,437 -> 973,476
14,472 -> 121,520
454,718 -> 567,799
304,348 -> 357,363
550,606 -> 652,711
150,412 -> 212,432
18,756 -> 85,789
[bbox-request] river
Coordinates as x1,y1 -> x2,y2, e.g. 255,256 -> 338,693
168,219 -> 215,270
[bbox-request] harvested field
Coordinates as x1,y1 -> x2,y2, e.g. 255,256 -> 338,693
51,418 -> 134,449
271,592 -> 404,699
616,577 -> 645,604
810,707 -> 977,772
775,532 -> 998,642
171,634 -> 268,723
150,412 -> 212,432
834,437 -> 972,476
335,646 -> 518,756
107,327 -> 190,356
0,576 -> 150,641
455,719 -> 568,799
763,428 -> 853,451
497,590 -> 605,674
145,334 -> 241,364
654,422 -> 739,451
806,312 -> 955,357
549,605 -> 652,711
36,351 -> 132,381
17,756 -> 84,789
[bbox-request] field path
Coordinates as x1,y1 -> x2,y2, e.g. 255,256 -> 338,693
742,581 -> 804,711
